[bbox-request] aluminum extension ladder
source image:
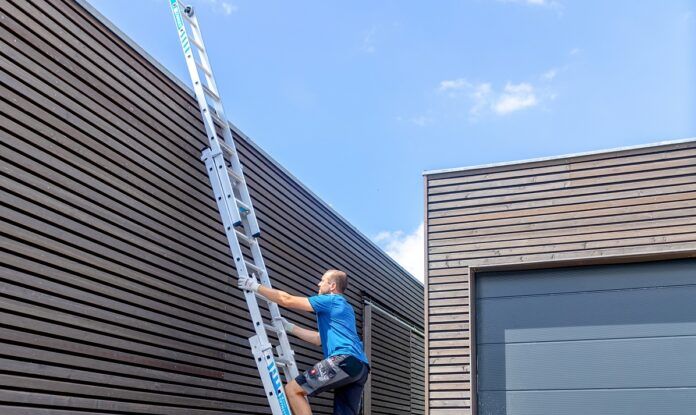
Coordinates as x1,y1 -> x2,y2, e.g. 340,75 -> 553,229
168,2 -> 298,414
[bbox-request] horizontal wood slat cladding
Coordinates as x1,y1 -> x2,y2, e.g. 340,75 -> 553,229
424,140 -> 696,414
1,1 -> 423,414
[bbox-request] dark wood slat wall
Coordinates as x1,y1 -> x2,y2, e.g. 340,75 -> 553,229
0,0 -> 424,413
424,140 -> 696,414
410,330 -> 425,415
368,306 -> 425,415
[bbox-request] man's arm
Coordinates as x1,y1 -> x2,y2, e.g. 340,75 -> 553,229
283,321 -> 321,346
238,277 -> 320,345
257,285 -> 315,313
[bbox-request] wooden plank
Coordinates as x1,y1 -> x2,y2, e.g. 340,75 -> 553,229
428,282 -> 469,292
429,305 -> 469,316
430,391 -> 472,399
428,348 -> 470,358
429,203 -> 696,245
429,322 -> 470,332
429,313 -> 469,324
430,169 -> 696,210
429,331 -> 470,340
429,290 -> 469,300
429,381 -> 471,390
430,161 -> 696,204
428,297 -> 469,307
429,181 -> 696,220
430,356 -> 470,366
427,142 -> 696,187
430,232 -> 696,266
429,223 -> 696,261
429,151 -> 696,196
428,190 -> 696,227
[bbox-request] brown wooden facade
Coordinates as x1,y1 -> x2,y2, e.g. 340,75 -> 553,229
0,0 -> 423,413
424,139 -> 696,414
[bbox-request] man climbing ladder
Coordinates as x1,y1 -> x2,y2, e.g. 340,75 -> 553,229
239,270 -> 370,415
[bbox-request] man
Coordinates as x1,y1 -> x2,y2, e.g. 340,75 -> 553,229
238,269 -> 370,415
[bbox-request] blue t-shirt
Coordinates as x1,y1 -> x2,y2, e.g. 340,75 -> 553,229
308,294 -> 369,364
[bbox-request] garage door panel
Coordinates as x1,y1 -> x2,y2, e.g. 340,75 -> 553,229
478,389 -> 696,415
476,259 -> 696,415
477,259 -> 696,299
478,284 -> 696,343
478,336 -> 696,390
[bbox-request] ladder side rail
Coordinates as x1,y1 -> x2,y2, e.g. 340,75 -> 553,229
203,153 -> 272,345
227,149 -> 263,237
251,337 -> 294,415
185,11 -> 230,124
184,10 -> 261,237
242,214 -> 300,379
208,147 -> 295,414
183,6 -> 262,238
170,0 -> 242,226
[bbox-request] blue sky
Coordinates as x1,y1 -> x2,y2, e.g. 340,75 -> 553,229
87,0 -> 695,280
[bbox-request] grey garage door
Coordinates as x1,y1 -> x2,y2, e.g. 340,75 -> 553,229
476,258 -> 696,415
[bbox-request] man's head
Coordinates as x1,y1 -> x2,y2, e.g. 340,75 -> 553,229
317,269 -> 348,295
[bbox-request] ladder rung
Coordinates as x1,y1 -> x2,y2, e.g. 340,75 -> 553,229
196,60 -> 212,77
219,139 -> 235,154
253,291 -> 271,303
189,36 -> 206,53
264,323 -> 278,333
236,198 -> 251,213
245,260 -> 265,276
234,229 -> 251,243
275,360 -> 287,369
202,84 -> 220,102
227,167 -> 243,184
210,109 -> 227,126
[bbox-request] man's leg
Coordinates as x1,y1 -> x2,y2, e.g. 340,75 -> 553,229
286,379 -> 312,415
332,363 -> 369,415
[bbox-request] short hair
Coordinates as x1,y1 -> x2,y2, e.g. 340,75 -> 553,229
327,269 -> 348,293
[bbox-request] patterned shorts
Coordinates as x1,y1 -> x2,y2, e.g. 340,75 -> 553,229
295,354 -> 370,414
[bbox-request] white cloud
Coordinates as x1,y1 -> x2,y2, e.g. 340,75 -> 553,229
438,78 -> 470,92
199,0 -> 238,15
493,82 -> 538,114
469,82 -> 493,116
374,223 -> 424,282
437,78 -> 540,117
220,3 -> 237,14
541,68 -> 557,81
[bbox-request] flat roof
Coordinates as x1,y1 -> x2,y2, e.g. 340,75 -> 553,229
423,137 -> 696,176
